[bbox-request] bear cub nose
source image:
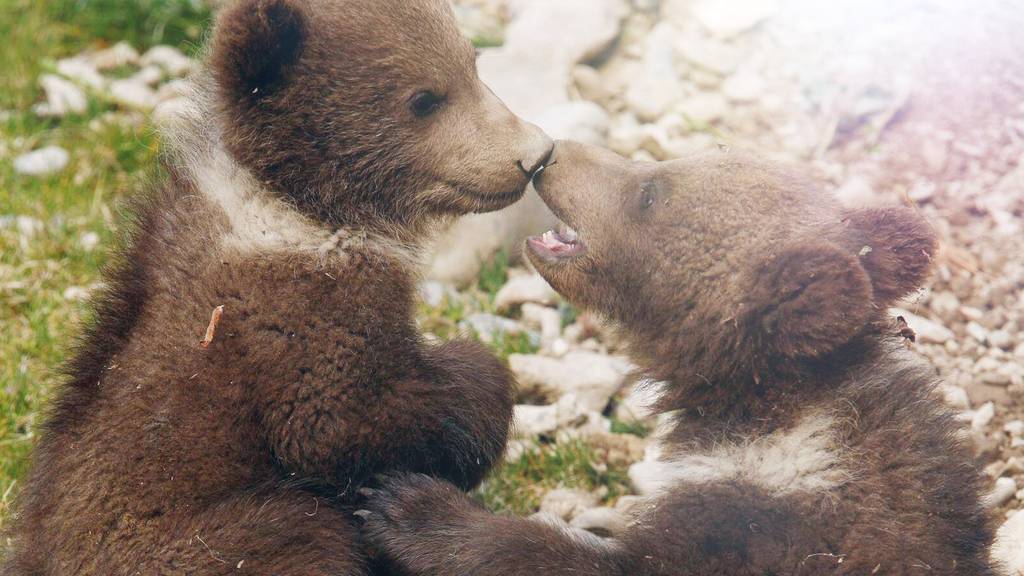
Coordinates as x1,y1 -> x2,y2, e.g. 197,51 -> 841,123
518,136 -> 556,178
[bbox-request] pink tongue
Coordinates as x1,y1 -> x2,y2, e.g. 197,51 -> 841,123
540,231 -> 570,250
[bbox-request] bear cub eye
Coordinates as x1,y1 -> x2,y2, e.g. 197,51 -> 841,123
640,182 -> 656,210
410,91 -> 446,118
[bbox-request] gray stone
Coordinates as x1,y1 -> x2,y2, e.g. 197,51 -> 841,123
13,146 -> 69,176
891,309 -> 953,344
108,79 -> 157,111
35,74 -> 88,117
625,22 -> 684,122
993,511 -> 1024,574
509,351 -> 632,412
540,488 -> 599,520
140,45 -> 194,77
691,0 -> 779,39
495,274 -> 558,311
985,477 -> 1017,508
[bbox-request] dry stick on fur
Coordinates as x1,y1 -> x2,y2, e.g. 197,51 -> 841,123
200,305 -> 225,349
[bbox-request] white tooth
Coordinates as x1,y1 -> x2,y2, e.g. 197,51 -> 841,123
564,226 -> 577,239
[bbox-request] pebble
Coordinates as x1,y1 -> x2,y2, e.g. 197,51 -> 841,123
985,477 -> 1017,508
494,274 -> 557,311
993,511 -> 1024,574
625,22 -> 683,122
540,488 -> 599,520
509,351 -> 632,412
79,231 -> 101,252
570,506 -> 628,536
459,313 -> 524,344
677,91 -> 729,124
722,70 -> 765,103
56,58 -> 106,90
108,79 -> 157,110
140,45 -> 193,77
13,146 -> 69,176
90,42 -> 139,70
966,321 -> 989,344
62,286 -> 90,301
513,394 -> 586,437
971,401 -> 995,431
35,74 -> 88,117
892,309 -> 954,344
690,0 -> 779,39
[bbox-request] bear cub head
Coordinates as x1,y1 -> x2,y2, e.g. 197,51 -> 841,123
527,141 -> 937,395
211,0 -> 552,230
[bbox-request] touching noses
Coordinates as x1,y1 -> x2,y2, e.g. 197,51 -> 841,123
517,132 -> 556,178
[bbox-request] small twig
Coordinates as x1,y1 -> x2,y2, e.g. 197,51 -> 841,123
200,305 -> 225,349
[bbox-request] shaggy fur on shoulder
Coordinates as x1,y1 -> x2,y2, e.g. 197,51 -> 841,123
363,141 -> 997,576
2,0 -> 554,574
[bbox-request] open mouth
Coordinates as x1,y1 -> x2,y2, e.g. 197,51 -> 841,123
527,222 -> 587,262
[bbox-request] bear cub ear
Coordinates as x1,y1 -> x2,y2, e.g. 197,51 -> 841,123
841,206 -> 938,306
746,242 -> 875,360
211,0 -> 306,101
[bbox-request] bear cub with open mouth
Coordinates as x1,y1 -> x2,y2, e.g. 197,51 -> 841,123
3,0 -> 552,574
364,141 -> 996,575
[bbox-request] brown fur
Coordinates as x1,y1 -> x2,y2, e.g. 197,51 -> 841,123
363,141 -> 997,575
3,0 -> 555,573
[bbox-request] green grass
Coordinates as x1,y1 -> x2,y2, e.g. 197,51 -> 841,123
478,439 -> 632,516
0,0 -> 209,526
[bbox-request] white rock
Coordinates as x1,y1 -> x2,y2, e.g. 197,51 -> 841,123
985,477 -> 1017,508
479,0 -> 628,119
989,329 -> 1014,351
1004,420 -> 1024,437
891,309 -> 954,344
625,22 -> 684,122
971,401 -> 995,431
79,231 -> 100,252
35,74 -> 88,117
677,92 -> 729,124
675,34 -> 741,75
570,506 -> 628,535
993,511 -> 1024,573
13,146 -> 69,176
521,303 -> 562,349
929,290 -> 961,322
533,101 -> 611,146
722,70 -> 765,103
108,79 -> 157,110
495,274 -> 557,311
90,41 -> 140,70
540,488 -> 599,520
132,65 -> 165,86
459,313 -> 523,343
691,0 -> 779,39
62,286 -> 90,301
15,216 -> 44,237
140,45 -> 193,77
56,58 -> 106,91
967,321 -> 989,344
939,384 -> 970,410
513,394 -> 586,437
509,351 -> 632,412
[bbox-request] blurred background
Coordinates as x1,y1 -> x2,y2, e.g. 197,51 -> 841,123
1,0 -> 1022,565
